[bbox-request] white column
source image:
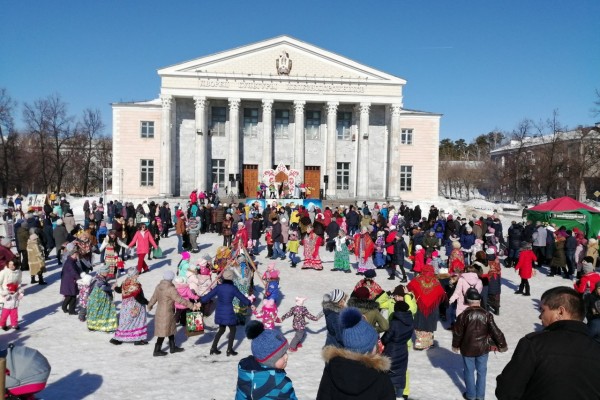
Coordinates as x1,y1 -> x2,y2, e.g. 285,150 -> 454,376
194,96 -> 208,192
159,94 -> 172,196
326,102 -> 338,197
262,99 -> 274,172
388,104 -> 402,200
294,100 -> 306,183
228,98 -> 241,194
357,102 -> 370,198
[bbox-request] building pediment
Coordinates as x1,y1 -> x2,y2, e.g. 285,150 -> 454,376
158,35 -> 405,85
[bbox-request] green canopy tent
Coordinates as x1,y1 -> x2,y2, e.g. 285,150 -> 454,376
524,196 -> 600,238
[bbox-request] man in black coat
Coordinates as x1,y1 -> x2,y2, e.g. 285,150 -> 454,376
346,205 -> 360,236
506,221 -> 524,268
496,287 -> 600,400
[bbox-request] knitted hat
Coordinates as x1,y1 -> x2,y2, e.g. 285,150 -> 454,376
96,264 -> 110,275
126,267 -> 138,277
295,296 -> 306,306
0,238 -> 11,247
452,241 -> 461,249
267,262 -> 275,271
353,286 -> 370,300
163,271 -> 175,281
465,225 -> 472,232
340,307 -> 379,354
262,299 -> 276,310
324,289 -> 346,304
364,269 -> 376,279
222,269 -> 234,281
173,276 -> 186,285
181,251 -> 190,260
246,321 -> 289,368
582,260 -> 594,274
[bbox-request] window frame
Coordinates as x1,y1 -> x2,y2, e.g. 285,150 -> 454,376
336,162 -> 350,190
242,107 -> 259,137
336,111 -> 352,140
305,110 -> 321,140
274,109 -> 290,138
140,121 -> 155,139
399,165 -> 413,191
211,159 -> 226,188
210,106 -> 227,137
140,159 -> 154,187
400,128 -> 413,145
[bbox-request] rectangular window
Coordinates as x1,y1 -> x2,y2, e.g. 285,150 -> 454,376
305,110 -> 321,140
400,165 -> 413,191
140,121 -> 154,138
210,107 -> 226,137
243,108 -> 259,137
274,109 -> 290,138
401,128 -> 413,145
140,159 -> 154,186
336,162 -> 350,190
212,159 -> 226,188
337,112 -> 352,140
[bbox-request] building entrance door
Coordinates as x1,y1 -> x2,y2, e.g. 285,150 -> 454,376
243,165 -> 258,198
304,166 -> 321,199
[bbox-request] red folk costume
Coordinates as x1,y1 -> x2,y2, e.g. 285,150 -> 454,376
302,230 -> 323,270
353,231 -> 376,273
353,279 -> 383,300
407,265 -> 446,318
232,225 -> 249,251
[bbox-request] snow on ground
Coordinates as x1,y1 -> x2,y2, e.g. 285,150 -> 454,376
0,196 -> 578,399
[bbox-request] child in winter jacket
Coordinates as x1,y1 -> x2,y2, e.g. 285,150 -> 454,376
280,297 -> 323,351
174,276 -> 199,325
0,260 -> 23,330
514,242 -> 537,296
287,230 -> 300,268
382,300 -> 415,398
236,320 -> 297,399
251,299 -> 280,330
261,263 -> 281,304
77,273 -> 93,322
177,251 -> 191,278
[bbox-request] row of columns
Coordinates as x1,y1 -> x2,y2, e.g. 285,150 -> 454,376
159,95 -> 403,198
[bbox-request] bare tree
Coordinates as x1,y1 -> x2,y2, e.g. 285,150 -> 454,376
76,108 -> 105,195
0,88 -> 18,197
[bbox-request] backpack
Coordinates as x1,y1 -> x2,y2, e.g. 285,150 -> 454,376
463,282 -> 479,305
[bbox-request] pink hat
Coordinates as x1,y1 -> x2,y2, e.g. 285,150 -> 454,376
295,296 -> 307,306
267,262 -> 276,271
181,251 -> 190,260
263,299 -> 276,310
199,266 -> 211,276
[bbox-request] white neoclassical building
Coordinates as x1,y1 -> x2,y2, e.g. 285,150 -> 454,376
112,35 -> 441,201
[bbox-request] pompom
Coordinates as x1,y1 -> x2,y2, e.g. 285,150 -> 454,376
340,307 -> 363,330
245,320 -> 265,340
322,293 -> 332,302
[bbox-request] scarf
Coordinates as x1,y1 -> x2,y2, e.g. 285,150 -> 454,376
407,265 -> 446,317
121,277 -> 142,299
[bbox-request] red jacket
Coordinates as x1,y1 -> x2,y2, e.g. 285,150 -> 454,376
574,272 -> 600,294
515,249 -> 537,279
128,230 -> 157,255
385,231 -> 396,255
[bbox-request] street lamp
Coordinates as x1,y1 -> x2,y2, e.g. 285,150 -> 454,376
102,168 -> 112,203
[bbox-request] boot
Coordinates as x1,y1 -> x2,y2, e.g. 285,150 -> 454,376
38,273 -> 47,285
210,348 -> 221,355
400,275 -> 408,283
31,275 -> 37,284
153,343 -> 168,357
168,336 -> 184,354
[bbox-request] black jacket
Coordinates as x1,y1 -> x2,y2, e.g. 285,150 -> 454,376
496,320 -> 600,400
381,310 -> 414,389
271,222 -> 283,243
508,223 -> 524,250
317,346 -> 395,400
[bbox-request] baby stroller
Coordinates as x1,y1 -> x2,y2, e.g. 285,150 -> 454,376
1,344 -> 51,400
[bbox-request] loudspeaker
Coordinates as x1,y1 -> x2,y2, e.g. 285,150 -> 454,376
324,175 -> 329,184
236,174 -> 240,182
229,174 -> 235,182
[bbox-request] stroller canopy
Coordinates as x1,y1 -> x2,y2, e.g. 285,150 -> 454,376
4,344 -> 51,390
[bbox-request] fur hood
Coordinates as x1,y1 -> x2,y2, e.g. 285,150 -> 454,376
347,297 -> 379,311
322,300 -> 345,313
322,346 -> 391,372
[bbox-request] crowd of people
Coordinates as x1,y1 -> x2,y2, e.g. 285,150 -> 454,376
0,192 -> 600,399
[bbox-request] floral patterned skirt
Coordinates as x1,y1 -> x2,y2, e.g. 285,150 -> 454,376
334,246 -> 351,271
113,297 -> 147,342
86,287 -> 118,332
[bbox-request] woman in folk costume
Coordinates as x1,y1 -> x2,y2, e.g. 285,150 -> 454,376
86,264 -> 118,332
486,250 -> 502,315
448,237 -> 466,275
99,230 -> 127,278
302,225 -> 323,270
354,226 -> 376,275
27,234 -> 47,285
353,269 -> 384,301
110,268 -> 149,345
231,255 -> 254,325
332,229 -> 351,273
407,264 -> 446,350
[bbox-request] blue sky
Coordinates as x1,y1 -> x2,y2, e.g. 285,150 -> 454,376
2,1 -> 599,141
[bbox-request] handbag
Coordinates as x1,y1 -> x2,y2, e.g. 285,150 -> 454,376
152,246 -> 163,258
185,311 -> 204,336
201,300 -> 216,317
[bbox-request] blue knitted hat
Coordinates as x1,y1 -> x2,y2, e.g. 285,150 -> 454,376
246,321 -> 289,368
340,307 -> 379,354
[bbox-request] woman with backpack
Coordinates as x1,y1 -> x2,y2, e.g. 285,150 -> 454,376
449,265 -> 483,317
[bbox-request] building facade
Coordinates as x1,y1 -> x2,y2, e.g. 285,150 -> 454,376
112,36 -> 441,200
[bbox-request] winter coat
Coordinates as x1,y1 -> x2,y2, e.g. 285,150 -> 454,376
449,272 -> 483,316
251,220 -> 262,240
222,219 -> 232,236
0,268 -> 21,295
59,257 -> 79,296
550,237 -> 566,269
317,346 -> 395,400
392,238 -> 408,266
574,272 -> 600,294
148,280 -> 195,337
63,213 -> 76,234
515,249 -> 537,279
322,300 -> 344,348
16,226 -> 29,252
272,222 -> 283,243
53,224 -> 69,250
422,234 -> 438,253
586,239 -> 599,265
174,285 -> 199,310
236,356 -> 298,400
460,233 -> 476,251
281,220 -> 289,244
347,297 -> 389,333
200,280 -> 251,326
496,320 -> 600,400
215,206 -> 225,223
128,230 -> 157,255
532,226 -> 547,247
27,239 -> 45,275
0,245 -> 16,271
381,310 -> 414,390
281,305 -> 321,331
507,224 -> 524,250
452,305 -> 507,357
